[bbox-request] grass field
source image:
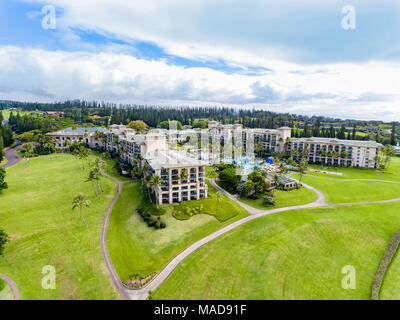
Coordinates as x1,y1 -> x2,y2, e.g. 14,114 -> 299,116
154,202 -> 400,300
107,181 -> 249,283
0,155 -> 119,299
0,279 -> 13,300
380,245 -> 400,299
292,174 -> 400,204
173,181 -> 243,221
90,151 -> 132,182
239,187 -> 318,210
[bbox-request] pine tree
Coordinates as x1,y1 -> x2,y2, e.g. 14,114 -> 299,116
0,136 -> 4,163
391,123 -> 397,145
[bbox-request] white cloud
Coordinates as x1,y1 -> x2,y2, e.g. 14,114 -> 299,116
0,45 -> 399,120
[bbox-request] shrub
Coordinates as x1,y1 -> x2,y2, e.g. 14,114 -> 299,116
371,230 -> 400,300
136,209 -> 166,230
0,279 -> 5,291
262,195 -> 276,206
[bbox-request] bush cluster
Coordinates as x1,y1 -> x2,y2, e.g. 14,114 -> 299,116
136,209 -> 166,229
262,195 -> 276,206
371,230 -> 400,300
173,204 -> 205,220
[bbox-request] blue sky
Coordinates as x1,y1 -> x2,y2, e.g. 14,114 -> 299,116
0,0 -> 399,120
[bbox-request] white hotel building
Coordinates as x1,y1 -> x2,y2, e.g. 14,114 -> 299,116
290,137 -> 383,168
48,122 -> 385,205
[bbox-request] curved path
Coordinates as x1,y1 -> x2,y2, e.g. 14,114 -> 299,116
100,171 -> 134,300
102,173 -> 400,300
1,140 -> 22,168
0,272 -> 20,300
1,142 -> 22,300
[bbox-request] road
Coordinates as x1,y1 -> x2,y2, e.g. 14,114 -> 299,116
1,140 -> 22,168
1,141 -> 21,300
0,273 -> 20,300
101,175 -> 400,300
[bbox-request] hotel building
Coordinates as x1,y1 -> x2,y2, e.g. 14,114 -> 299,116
290,137 -> 383,168
144,151 -> 208,205
47,127 -> 108,149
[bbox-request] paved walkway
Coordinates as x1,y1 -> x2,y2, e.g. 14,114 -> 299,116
0,273 -> 20,300
105,177 -> 328,300
1,141 -> 22,169
100,170 -> 135,300
1,142 -> 22,300
129,177 -> 400,300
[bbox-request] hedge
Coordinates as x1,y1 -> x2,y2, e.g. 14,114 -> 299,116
371,230 -> 400,300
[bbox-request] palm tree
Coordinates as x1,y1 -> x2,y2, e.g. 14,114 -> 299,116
72,193 -> 91,227
85,170 -> 100,199
298,158 -> 308,183
131,166 -> 142,180
179,169 -> 188,184
150,175 -> 163,208
143,175 -> 153,203
23,143 -> 33,166
113,136 -> 120,154
92,167 -> 104,193
382,145 -> 396,170
119,146 -> 127,160
273,174 -> 281,188
135,153 -> 143,168
94,158 -> 103,169
216,191 -> 222,221
76,146 -> 89,170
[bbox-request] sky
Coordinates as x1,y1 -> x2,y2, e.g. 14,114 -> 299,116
0,0 -> 400,121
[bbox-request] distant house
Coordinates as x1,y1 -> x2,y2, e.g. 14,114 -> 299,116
45,111 -> 64,117
91,115 -> 102,119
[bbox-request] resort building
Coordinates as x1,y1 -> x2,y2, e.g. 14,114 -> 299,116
105,125 -> 168,165
289,137 -> 383,168
47,127 -> 108,149
250,127 -> 292,154
144,151 -> 208,205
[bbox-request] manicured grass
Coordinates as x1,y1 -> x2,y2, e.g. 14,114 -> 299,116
90,151 -> 132,182
379,247 -> 400,299
173,181 -> 241,221
0,155 -> 119,299
239,187 -> 318,210
0,279 -> 13,300
205,166 -> 218,178
107,181 -> 249,283
154,202 -> 400,300
292,174 -> 400,204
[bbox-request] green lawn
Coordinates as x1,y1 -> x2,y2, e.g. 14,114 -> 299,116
90,151 -> 132,182
107,181 -> 249,283
0,155 -> 119,299
154,202 -> 400,300
239,187 -> 318,210
0,279 -> 13,300
380,246 -> 400,299
173,181 -> 242,221
292,174 -> 400,204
